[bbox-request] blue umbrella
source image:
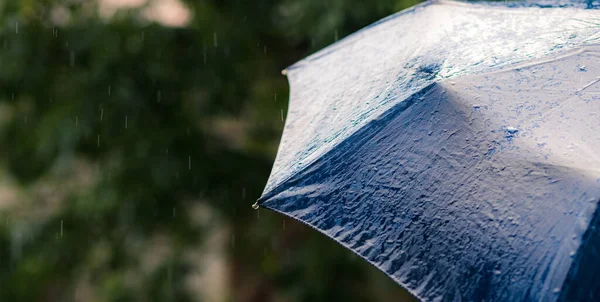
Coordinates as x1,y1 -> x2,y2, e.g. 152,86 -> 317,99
256,1 -> 600,300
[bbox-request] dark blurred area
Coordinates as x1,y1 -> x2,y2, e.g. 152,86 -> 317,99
0,0 -> 420,301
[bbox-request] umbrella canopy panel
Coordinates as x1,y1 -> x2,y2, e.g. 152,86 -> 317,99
263,0 -> 600,196
259,1 -> 600,301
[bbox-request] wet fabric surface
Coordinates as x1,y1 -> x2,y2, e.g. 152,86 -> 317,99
259,1 -> 600,301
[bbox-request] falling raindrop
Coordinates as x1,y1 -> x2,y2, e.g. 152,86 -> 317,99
242,187 -> 246,200
141,31 -> 145,41
70,51 -> 75,66
24,115 -> 27,124
281,109 -> 284,122
203,43 -> 207,64
15,21 -> 18,34
60,220 -> 63,237
75,116 -> 78,126
188,156 -> 191,170
213,32 -> 218,47
100,108 -> 104,122
274,93 -> 277,102
263,45 -> 267,54
334,29 -> 339,41
231,234 -> 235,247
157,90 -> 161,103
125,116 -> 128,129
173,207 -> 176,218
97,134 -> 100,147
282,220 -> 286,231
108,85 -> 111,96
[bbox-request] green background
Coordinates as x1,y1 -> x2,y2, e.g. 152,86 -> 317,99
0,0 -> 421,301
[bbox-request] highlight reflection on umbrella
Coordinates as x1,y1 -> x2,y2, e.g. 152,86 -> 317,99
257,1 -> 600,300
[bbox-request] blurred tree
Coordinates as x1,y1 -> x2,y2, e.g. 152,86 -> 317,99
0,0 -> 420,301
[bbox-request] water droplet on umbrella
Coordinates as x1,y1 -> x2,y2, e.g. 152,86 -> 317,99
506,127 -> 518,134
505,126 -> 519,139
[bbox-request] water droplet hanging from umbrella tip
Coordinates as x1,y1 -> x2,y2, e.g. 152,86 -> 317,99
252,202 -> 259,210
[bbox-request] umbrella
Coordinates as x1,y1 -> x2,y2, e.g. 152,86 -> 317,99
256,0 -> 600,300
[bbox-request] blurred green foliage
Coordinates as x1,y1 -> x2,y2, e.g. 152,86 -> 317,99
0,0 -> 420,301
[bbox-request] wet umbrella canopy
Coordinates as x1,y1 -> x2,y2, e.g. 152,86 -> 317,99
256,0 -> 600,301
